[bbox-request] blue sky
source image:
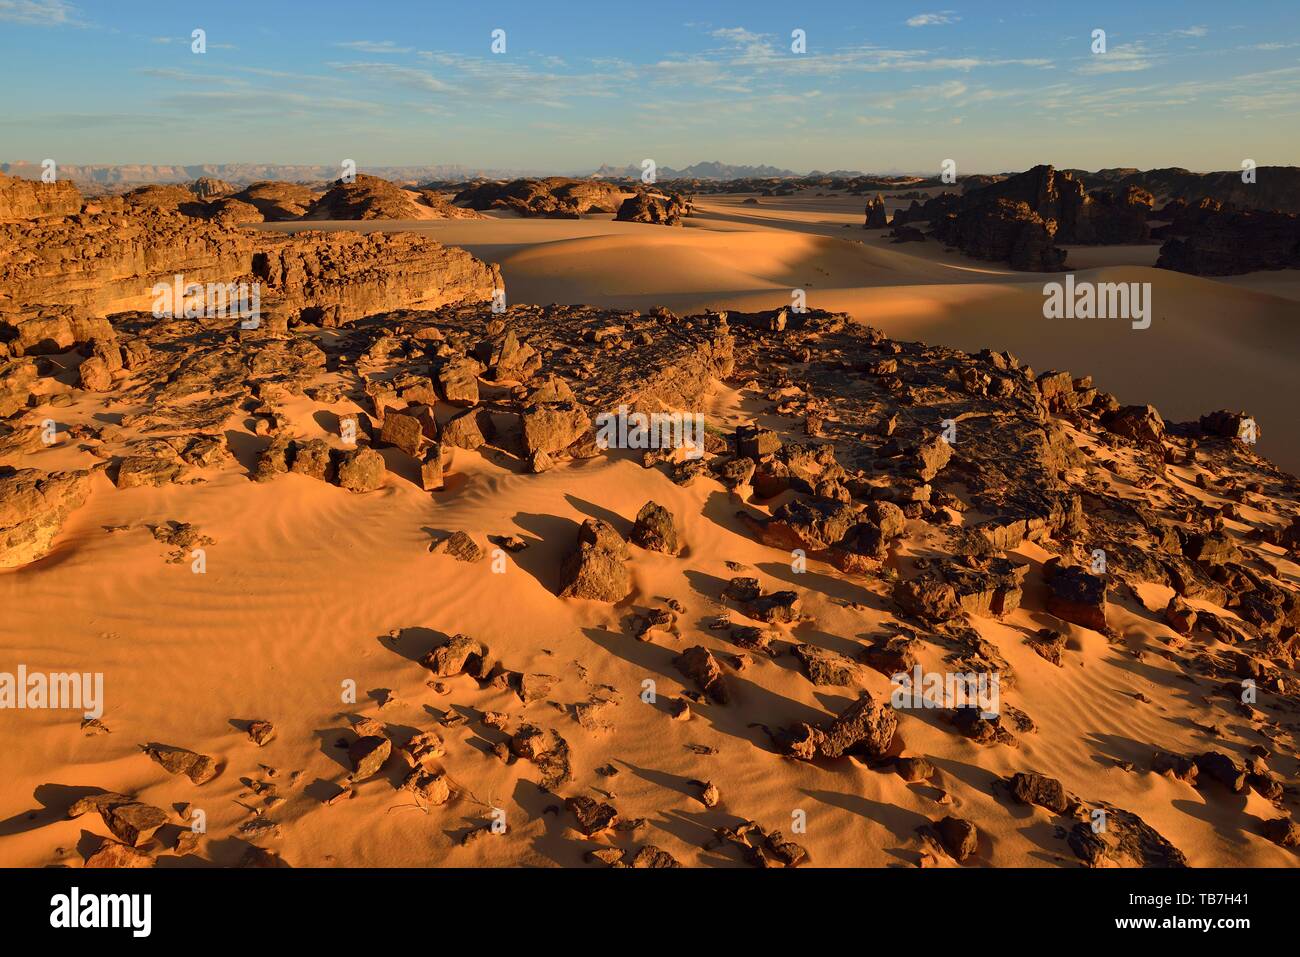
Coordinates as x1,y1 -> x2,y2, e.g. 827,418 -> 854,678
1,0 -> 1297,173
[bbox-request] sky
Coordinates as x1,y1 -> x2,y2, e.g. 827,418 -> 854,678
1,0 -> 1298,174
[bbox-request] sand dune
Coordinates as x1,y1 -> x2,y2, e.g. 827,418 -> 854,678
263,195 -> 1299,471
4,185 -> 1293,872
5,384 -> 1294,868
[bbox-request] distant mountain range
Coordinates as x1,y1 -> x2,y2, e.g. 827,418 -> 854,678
589,160 -> 803,180
0,162 -> 550,189
2,159 -> 809,188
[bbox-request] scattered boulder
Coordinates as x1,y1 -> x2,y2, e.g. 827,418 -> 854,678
673,646 -> 729,704
630,500 -> 678,554
1067,807 -> 1187,867
521,401 -> 590,456
1044,559 -> 1108,633
419,633 -> 486,677
566,796 -> 619,835
144,745 -> 219,784
508,724 -> 572,790
349,735 -> 391,781
335,447 -> 385,492
0,468 -> 93,568
1007,771 -> 1071,814
936,816 -> 979,862
558,519 -> 631,602
1262,817 -> 1300,849
431,530 -> 483,562
777,692 -> 897,761
85,841 -> 153,868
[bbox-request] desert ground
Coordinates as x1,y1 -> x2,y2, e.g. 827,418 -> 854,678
2,184 -> 1297,870
263,191 -> 1300,472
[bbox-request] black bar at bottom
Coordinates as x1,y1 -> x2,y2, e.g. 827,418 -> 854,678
2,866 -> 1292,942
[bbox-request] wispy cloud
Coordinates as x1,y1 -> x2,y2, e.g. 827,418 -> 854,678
150,34 -> 236,50
906,11 -> 960,27
1075,42 -> 1157,75
335,40 -> 413,55
0,0 -> 78,26
710,26 -> 778,57
136,67 -> 244,85
160,89 -> 384,117
1172,26 -> 1208,38
331,61 -> 455,93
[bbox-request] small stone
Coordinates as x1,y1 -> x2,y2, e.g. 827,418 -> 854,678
566,795 -> 619,835
348,735 -> 391,781
247,720 -> 275,746
431,530 -> 483,562
936,816 -> 978,862
896,756 -> 935,782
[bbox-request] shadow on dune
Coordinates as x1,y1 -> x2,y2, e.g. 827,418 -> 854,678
0,784 -> 116,837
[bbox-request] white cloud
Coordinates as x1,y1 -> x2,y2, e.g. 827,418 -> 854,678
1172,26 -> 1208,38
336,40 -> 413,55
332,61 -> 453,93
0,0 -> 78,26
1075,43 -> 1157,75
907,12 -> 959,27
709,26 -> 778,58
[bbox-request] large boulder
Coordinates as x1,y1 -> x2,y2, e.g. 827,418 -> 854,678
0,468 -> 93,568
616,191 -> 689,226
630,501 -> 678,554
1044,558 -> 1108,633
521,401 -> 590,456
335,447 -> 385,492
777,692 -> 897,761
557,519 -> 631,602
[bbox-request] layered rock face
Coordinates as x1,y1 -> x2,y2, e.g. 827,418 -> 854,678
932,199 -> 1065,271
247,232 -> 503,325
1076,165 -> 1300,215
188,176 -> 237,199
615,191 -> 690,226
1071,185 -> 1153,244
0,204 -> 502,323
1156,205 -> 1300,276
453,177 -> 625,217
0,172 -> 83,221
0,468 -> 95,569
890,193 -> 959,227
0,207 -> 253,314
925,165 -> 1154,269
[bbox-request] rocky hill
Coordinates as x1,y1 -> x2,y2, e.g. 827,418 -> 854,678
1071,167 -> 1300,215
1156,203 -> 1300,276
453,177 -> 626,217
0,172 -> 82,221
0,180 -> 501,322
